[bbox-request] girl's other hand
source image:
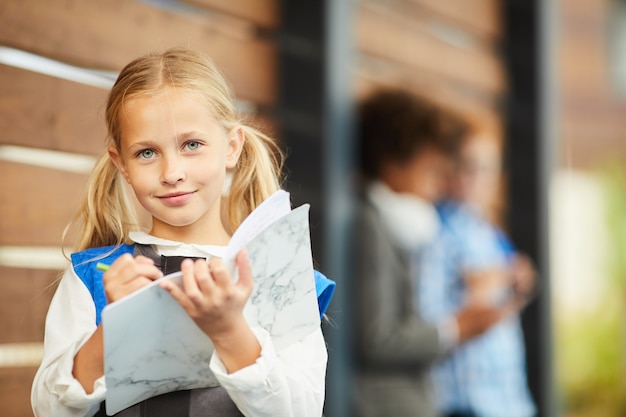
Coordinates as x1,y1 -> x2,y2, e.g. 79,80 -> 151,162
161,250 -> 254,339
161,250 -> 260,373
103,254 -> 163,302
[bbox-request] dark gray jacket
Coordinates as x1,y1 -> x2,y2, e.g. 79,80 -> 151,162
353,194 -> 445,417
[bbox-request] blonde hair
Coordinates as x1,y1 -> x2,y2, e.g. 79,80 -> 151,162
67,48 -> 284,251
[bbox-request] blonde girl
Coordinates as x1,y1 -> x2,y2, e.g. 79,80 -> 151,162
32,48 -> 332,417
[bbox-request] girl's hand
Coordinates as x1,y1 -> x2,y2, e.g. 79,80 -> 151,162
103,254 -> 163,302
161,250 -> 254,339
161,250 -> 260,373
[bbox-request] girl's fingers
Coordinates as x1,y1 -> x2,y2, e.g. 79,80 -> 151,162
122,277 -> 154,295
169,255 -> 252,314
135,263 -> 164,281
194,259 -> 216,297
161,254 -> 254,338
235,250 -> 254,294
103,254 -> 163,302
106,253 -> 134,276
160,279 -> 196,312
181,259 -> 211,304
135,255 -> 156,265
104,254 -> 163,285
107,254 -> 162,283
180,258 -> 198,289
208,258 -> 231,287
208,252 -> 252,290
195,259 -> 217,293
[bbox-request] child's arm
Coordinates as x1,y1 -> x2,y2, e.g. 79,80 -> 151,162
71,326 -> 104,394
32,269 -> 104,417
212,326 -> 327,417
73,254 -> 163,393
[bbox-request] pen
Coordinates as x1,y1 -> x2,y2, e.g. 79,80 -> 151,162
96,262 -> 110,272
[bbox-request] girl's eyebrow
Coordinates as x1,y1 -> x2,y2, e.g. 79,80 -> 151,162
177,131 -> 206,141
126,140 -> 157,152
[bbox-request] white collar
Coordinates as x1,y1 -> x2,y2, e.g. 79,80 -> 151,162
366,181 -> 440,251
129,231 -> 226,258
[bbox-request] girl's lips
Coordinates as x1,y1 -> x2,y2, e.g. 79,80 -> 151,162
157,191 -> 195,206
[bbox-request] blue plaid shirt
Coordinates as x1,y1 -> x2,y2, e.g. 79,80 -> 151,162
415,200 -> 536,417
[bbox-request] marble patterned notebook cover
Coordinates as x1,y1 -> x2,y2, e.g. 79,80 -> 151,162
101,194 -> 320,415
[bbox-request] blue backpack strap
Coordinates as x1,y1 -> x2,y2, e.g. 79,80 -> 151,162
72,243 -> 336,323
313,270 -> 336,317
71,244 -> 135,326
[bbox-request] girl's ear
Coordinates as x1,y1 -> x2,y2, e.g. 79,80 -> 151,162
108,146 -> 131,183
225,127 -> 245,169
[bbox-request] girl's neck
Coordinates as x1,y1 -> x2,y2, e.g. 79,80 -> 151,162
149,222 -> 231,246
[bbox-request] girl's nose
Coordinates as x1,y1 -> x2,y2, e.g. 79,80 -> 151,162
160,155 -> 186,185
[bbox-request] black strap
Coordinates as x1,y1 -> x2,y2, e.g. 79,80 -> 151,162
94,244 -> 243,417
133,244 -> 204,275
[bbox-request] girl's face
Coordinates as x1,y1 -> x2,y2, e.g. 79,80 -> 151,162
109,87 -> 243,244
452,134 -> 501,210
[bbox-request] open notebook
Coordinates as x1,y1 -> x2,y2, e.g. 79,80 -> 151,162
101,190 -> 320,415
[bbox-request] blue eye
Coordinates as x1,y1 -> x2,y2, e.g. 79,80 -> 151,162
138,149 -> 155,159
184,141 -> 201,151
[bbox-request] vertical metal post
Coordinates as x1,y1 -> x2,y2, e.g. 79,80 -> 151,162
503,0 -> 556,416
323,1 -> 355,416
538,0 -> 558,415
276,1 -> 355,415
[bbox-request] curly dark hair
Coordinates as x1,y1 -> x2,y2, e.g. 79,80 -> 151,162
358,89 -> 467,179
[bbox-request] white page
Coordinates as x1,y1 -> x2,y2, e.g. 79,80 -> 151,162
224,189 -> 291,261
223,189 -> 291,282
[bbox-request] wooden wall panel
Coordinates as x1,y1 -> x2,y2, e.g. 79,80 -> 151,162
356,2 -> 505,95
182,0 -> 278,28
0,367 -> 37,417
410,0 -> 501,39
0,268 -> 59,344
0,65 -> 108,155
0,162 -> 88,246
560,100 -> 626,167
559,40 -> 611,95
0,0 -> 276,104
557,0 -> 626,169
354,0 -> 505,136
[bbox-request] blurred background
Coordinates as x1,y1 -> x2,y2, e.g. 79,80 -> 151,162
1,0 -> 625,416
